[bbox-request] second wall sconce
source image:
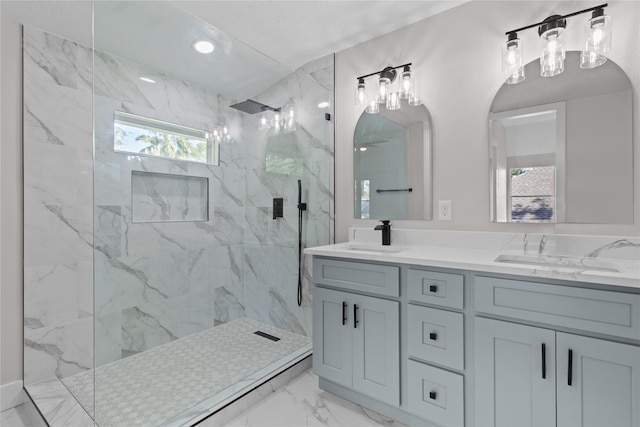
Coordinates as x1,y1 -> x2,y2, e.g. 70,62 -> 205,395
502,3 -> 612,84
355,63 -> 422,114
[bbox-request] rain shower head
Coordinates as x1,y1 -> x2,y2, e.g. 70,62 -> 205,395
229,99 -> 281,114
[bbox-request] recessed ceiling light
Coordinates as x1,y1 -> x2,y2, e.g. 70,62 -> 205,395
193,40 -> 214,54
139,77 -> 156,83
317,101 -> 330,108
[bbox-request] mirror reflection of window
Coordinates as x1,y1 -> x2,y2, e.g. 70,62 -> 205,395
490,102 -> 566,223
510,166 -> 555,223
489,51 -> 633,224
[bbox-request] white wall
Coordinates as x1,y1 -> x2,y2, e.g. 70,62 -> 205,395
335,0 -> 640,242
1,19 -> 24,387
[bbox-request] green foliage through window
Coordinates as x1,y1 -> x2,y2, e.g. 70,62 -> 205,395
113,111 -> 218,165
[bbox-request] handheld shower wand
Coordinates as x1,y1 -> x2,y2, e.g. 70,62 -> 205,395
297,180 -> 307,306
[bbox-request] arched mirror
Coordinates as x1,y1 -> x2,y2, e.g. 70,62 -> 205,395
354,104 -> 432,220
489,51 -> 633,224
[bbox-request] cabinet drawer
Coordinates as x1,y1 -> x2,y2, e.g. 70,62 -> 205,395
475,276 -> 640,340
408,269 -> 464,309
408,360 -> 464,427
408,305 -> 464,370
313,258 -> 399,297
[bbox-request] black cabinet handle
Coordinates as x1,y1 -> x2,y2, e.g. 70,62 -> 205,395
542,343 -> 546,379
429,391 -> 437,400
429,284 -> 438,293
354,304 -> 359,328
342,301 -> 347,326
429,332 -> 438,341
568,349 -> 573,386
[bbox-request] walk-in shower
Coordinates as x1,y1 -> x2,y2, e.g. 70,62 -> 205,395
22,1 -> 333,425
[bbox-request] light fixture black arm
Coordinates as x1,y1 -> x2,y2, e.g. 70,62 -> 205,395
505,3 -> 607,35
356,63 -> 412,81
297,179 -> 307,307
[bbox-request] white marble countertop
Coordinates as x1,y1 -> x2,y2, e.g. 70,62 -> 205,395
305,229 -> 640,290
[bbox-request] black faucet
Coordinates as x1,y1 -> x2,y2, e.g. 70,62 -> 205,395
374,220 -> 391,245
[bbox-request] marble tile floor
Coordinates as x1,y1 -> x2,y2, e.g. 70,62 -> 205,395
212,371 -> 408,427
0,401 -> 47,427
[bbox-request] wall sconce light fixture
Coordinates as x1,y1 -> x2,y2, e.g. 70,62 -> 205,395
355,63 -> 421,114
502,3 -> 611,84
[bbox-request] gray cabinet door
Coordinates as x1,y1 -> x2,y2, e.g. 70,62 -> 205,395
351,293 -> 400,406
475,317 -> 556,427
312,287 -> 352,388
556,333 -> 640,427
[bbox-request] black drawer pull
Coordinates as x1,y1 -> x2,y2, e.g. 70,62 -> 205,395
429,391 -> 437,400
568,349 -> 573,386
342,301 -> 347,326
429,332 -> 438,341
354,304 -> 359,328
429,284 -> 438,293
542,343 -> 546,379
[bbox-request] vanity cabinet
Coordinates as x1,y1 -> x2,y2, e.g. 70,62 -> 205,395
476,317 -> 640,426
475,275 -> 640,427
311,253 -> 640,427
312,262 -> 400,405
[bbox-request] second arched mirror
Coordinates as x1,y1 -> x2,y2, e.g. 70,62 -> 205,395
354,104 -> 432,220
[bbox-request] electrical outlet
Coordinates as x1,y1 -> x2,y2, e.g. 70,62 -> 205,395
438,200 -> 452,221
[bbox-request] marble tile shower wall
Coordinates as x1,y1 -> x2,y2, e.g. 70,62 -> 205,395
242,54 -> 334,336
23,27 -> 94,385
23,25 -> 334,384
92,43 -> 246,365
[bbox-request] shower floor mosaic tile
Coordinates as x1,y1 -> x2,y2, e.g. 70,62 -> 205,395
61,318 -> 310,426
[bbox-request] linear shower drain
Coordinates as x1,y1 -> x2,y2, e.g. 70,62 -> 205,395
254,331 -> 281,342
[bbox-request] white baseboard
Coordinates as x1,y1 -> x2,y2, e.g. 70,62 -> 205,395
1,381 -> 26,412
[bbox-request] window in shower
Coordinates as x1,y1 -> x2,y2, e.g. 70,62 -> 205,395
114,111 -> 220,165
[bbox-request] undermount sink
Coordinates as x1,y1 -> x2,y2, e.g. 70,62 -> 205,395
494,254 -> 621,273
345,244 -> 407,254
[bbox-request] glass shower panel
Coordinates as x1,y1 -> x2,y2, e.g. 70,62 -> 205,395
90,1 -> 333,425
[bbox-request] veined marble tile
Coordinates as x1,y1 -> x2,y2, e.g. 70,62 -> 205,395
24,78 -> 92,159
26,378 -> 93,427
23,27 -> 78,89
95,310 -> 122,367
24,263 -> 79,329
24,317 -> 93,385
23,142 -> 79,207
23,203 -> 93,268
222,371 -> 406,427
131,171 -> 209,222
0,401 -> 48,427
243,245 -> 310,337
93,50 -> 153,108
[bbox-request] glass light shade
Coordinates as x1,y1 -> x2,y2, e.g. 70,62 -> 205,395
365,99 -> 379,114
502,36 -> 525,84
377,76 -> 391,103
506,67 -> 525,85
540,27 -> 566,77
580,13 -> 612,69
355,79 -> 368,107
408,93 -> 422,106
407,75 -> 421,106
386,91 -> 401,110
399,66 -> 413,99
